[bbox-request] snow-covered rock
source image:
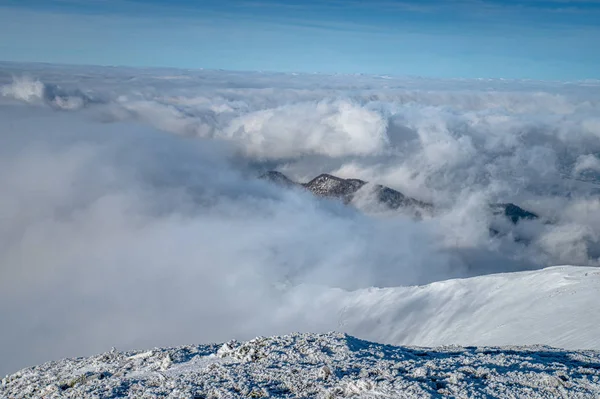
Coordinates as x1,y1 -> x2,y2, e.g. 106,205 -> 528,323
303,173 -> 366,202
2,332 -> 599,398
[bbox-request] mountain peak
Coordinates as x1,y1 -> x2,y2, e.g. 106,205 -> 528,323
303,174 -> 366,200
259,171 -> 539,229
259,171 -> 298,187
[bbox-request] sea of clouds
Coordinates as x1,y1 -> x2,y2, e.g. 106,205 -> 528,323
1,62 -> 600,375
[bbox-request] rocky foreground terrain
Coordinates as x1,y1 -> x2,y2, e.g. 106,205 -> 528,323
3,332 -> 599,398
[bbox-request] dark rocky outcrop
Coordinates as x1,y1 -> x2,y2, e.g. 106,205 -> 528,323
491,203 -> 539,224
374,185 -> 433,211
259,171 -> 299,188
488,203 -> 539,245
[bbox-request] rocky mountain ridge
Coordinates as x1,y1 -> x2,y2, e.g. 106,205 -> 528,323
260,171 -> 539,226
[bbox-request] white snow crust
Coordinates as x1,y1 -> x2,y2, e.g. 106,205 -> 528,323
3,332 -> 599,398
326,265 -> 600,350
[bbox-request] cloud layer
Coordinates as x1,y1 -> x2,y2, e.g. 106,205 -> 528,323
1,62 -> 600,375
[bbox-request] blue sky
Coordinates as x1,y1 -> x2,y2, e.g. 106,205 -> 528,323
0,0 -> 599,80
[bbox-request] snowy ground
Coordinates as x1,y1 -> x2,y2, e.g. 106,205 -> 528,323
326,265 -> 600,350
3,332 -> 600,399
3,265 -> 600,398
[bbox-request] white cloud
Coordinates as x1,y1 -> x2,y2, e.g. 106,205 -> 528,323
223,100 -> 389,158
1,76 -> 45,103
1,75 -> 97,110
574,154 -> 600,176
2,63 -> 600,375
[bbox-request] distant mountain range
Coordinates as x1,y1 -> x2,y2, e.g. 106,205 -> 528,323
261,171 -> 433,215
260,170 -> 539,234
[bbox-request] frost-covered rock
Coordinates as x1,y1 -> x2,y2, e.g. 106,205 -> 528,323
303,173 -> 366,202
2,332 -> 600,398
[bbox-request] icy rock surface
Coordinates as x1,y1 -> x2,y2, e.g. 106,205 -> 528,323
3,332 -> 600,398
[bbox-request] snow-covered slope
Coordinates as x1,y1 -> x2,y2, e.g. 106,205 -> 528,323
3,332 -> 599,399
4,266 -> 599,380
282,266 -> 600,351
2,266 -> 600,398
